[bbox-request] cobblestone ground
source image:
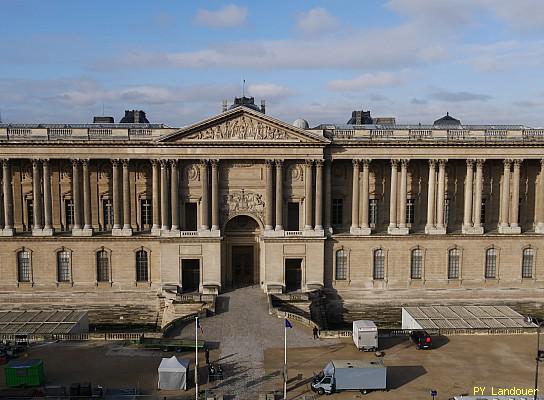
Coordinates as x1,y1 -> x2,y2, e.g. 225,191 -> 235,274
175,285 -> 338,398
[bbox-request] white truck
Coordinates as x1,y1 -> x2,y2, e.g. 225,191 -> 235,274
311,360 -> 387,395
353,320 -> 378,351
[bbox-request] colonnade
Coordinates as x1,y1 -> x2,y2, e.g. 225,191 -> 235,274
1,158 -> 544,236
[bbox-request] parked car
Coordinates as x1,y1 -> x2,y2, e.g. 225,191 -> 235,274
409,330 -> 432,349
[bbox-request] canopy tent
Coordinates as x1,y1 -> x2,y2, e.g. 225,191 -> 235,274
158,356 -> 190,390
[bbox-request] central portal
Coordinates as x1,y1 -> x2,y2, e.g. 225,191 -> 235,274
223,215 -> 261,289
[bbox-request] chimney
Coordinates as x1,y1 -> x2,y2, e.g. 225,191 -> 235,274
93,116 -> 114,123
260,99 -> 266,114
222,99 -> 228,113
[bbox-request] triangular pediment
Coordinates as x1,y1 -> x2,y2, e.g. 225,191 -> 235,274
157,107 -> 329,144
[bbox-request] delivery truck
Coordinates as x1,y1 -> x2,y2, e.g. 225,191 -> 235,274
311,359 -> 387,395
353,320 -> 378,351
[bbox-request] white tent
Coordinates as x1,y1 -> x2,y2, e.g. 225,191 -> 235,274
158,356 -> 190,390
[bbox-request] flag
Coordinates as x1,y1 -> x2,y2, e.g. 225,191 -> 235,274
197,318 -> 204,334
285,318 -> 293,329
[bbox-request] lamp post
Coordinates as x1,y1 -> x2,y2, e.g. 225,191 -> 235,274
526,316 -> 544,400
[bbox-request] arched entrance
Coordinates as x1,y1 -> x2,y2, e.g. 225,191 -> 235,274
223,215 -> 261,288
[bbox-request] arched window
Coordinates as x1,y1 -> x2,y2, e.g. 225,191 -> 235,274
485,248 -> 497,279
522,248 -> 534,279
17,250 -> 31,282
57,250 -> 71,282
410,248 -> 423,279
96,250 -> 110,282
335,249 -> 347,280
136,250 -> 149,282
448,248 -> 460,279
373,249 -> 385,280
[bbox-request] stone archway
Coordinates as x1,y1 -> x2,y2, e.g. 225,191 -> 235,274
223,214 -> 262,289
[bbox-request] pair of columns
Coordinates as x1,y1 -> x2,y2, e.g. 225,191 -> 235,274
198,160 -> 220,233
425,160 -> 448,234
151,159 -> 183,235
462,159 -> 485,234
388,159 -> 410,235
498,159 -> 522,234
111,159 -> 132,236
350,159 -> 371,235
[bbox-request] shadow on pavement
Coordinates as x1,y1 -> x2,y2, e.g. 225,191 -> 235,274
379,336 -> 410,350
431,335 -> 450,349
215,296 -> 230,315
387,365 -> 427,389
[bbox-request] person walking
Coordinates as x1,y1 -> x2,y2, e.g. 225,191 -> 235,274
313,326 -> 319,340
205,347 -> 210,365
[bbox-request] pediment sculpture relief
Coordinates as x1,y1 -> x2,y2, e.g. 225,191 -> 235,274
186,116 -> 291,141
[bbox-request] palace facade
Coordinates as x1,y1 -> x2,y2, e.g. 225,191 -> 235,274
0,101 -> 543,325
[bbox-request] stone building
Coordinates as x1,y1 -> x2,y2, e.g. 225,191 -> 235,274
0,100 -> 543,326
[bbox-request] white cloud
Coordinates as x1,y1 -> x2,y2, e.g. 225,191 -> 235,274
193,4 -> 247,28
247,83 -> 293,99
429,90 -> 491,102
295,8 -> 339,36
464,40 -> 544,72
485,0 -> 544,33
327,72 -> 403,92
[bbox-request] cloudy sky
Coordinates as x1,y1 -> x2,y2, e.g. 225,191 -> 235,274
1,0 -> 543,127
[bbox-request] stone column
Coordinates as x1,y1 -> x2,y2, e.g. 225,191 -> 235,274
398,159 -> 408,228
112,160 -> 121,230
499,159 -> 511,230
161,160 -> 169,231
275,160 -> 284,231
200,161 -> 209,231
324,159 -> 332,234
472,159 -> 484,233
304,160 -> 313,230
315,159 -> 323,231
72,159 -> 81,230
170,160 -> 179,231
32,159 -> 43,231
211,159 -> 219,231
510,159 -> 521,232
350,159 -> 360,233
151,160 -> 160,234
388,160 -> 398,232
42,159 -> 53,233
425,159 -> 437,233
265,160 -> 274,231
82,159 -> 92,233
360,159 -> 371,234
462,159 -> 474,232
1,160 -> 14,235
122,159 -> 132,234
536,160 -> 544,234
436,159 -> 447,231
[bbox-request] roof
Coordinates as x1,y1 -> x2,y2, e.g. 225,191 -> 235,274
353,320 -> 377,329
0,310 -> 87,334
434,112 -> 461,126
403,305 -> 536,330
332,360 -> 384,369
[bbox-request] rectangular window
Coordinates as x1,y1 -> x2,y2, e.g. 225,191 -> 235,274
373,250 -> 385,280
335,249 -> 348,280
185,203 -> 197,231
480,199 -> 486,224
96,251 -> 109,282
17,251 -> 31,282
522,248 -> 534,279
448,249 -> 460,279
411,249 -> 423,279
65,199 -> 74,227
26,200 -> 33,230
57,251 -> 71,282
136,250 -> 149,282
406,199 -> 415,224
369,199 -> 378,226
444,198 -> 450,226
103,199 -> 113,228
287,202 -> 300,231
332,199 -> 343,226
485,249 -> 497,279
140,199 -> 152,226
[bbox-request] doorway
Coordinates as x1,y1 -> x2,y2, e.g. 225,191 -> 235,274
285,258 -> 302,292
231,245 -> 255,287
181,259 -> 200,292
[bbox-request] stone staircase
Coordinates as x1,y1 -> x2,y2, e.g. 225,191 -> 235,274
269,291 -> 328,329
159,290 -> 216,331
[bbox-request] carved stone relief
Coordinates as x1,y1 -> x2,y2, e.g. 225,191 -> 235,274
185,165 -> 200,182
221,189 -> 265,226
186,116 -> 291,141
286,164 -> 303,182
98,163 -> 112,181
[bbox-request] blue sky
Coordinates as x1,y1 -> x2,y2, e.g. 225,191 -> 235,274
1,0 -> 543,127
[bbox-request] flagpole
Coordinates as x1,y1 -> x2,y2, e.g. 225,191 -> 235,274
284,318 -> 287,400
195,316 -> 199,400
